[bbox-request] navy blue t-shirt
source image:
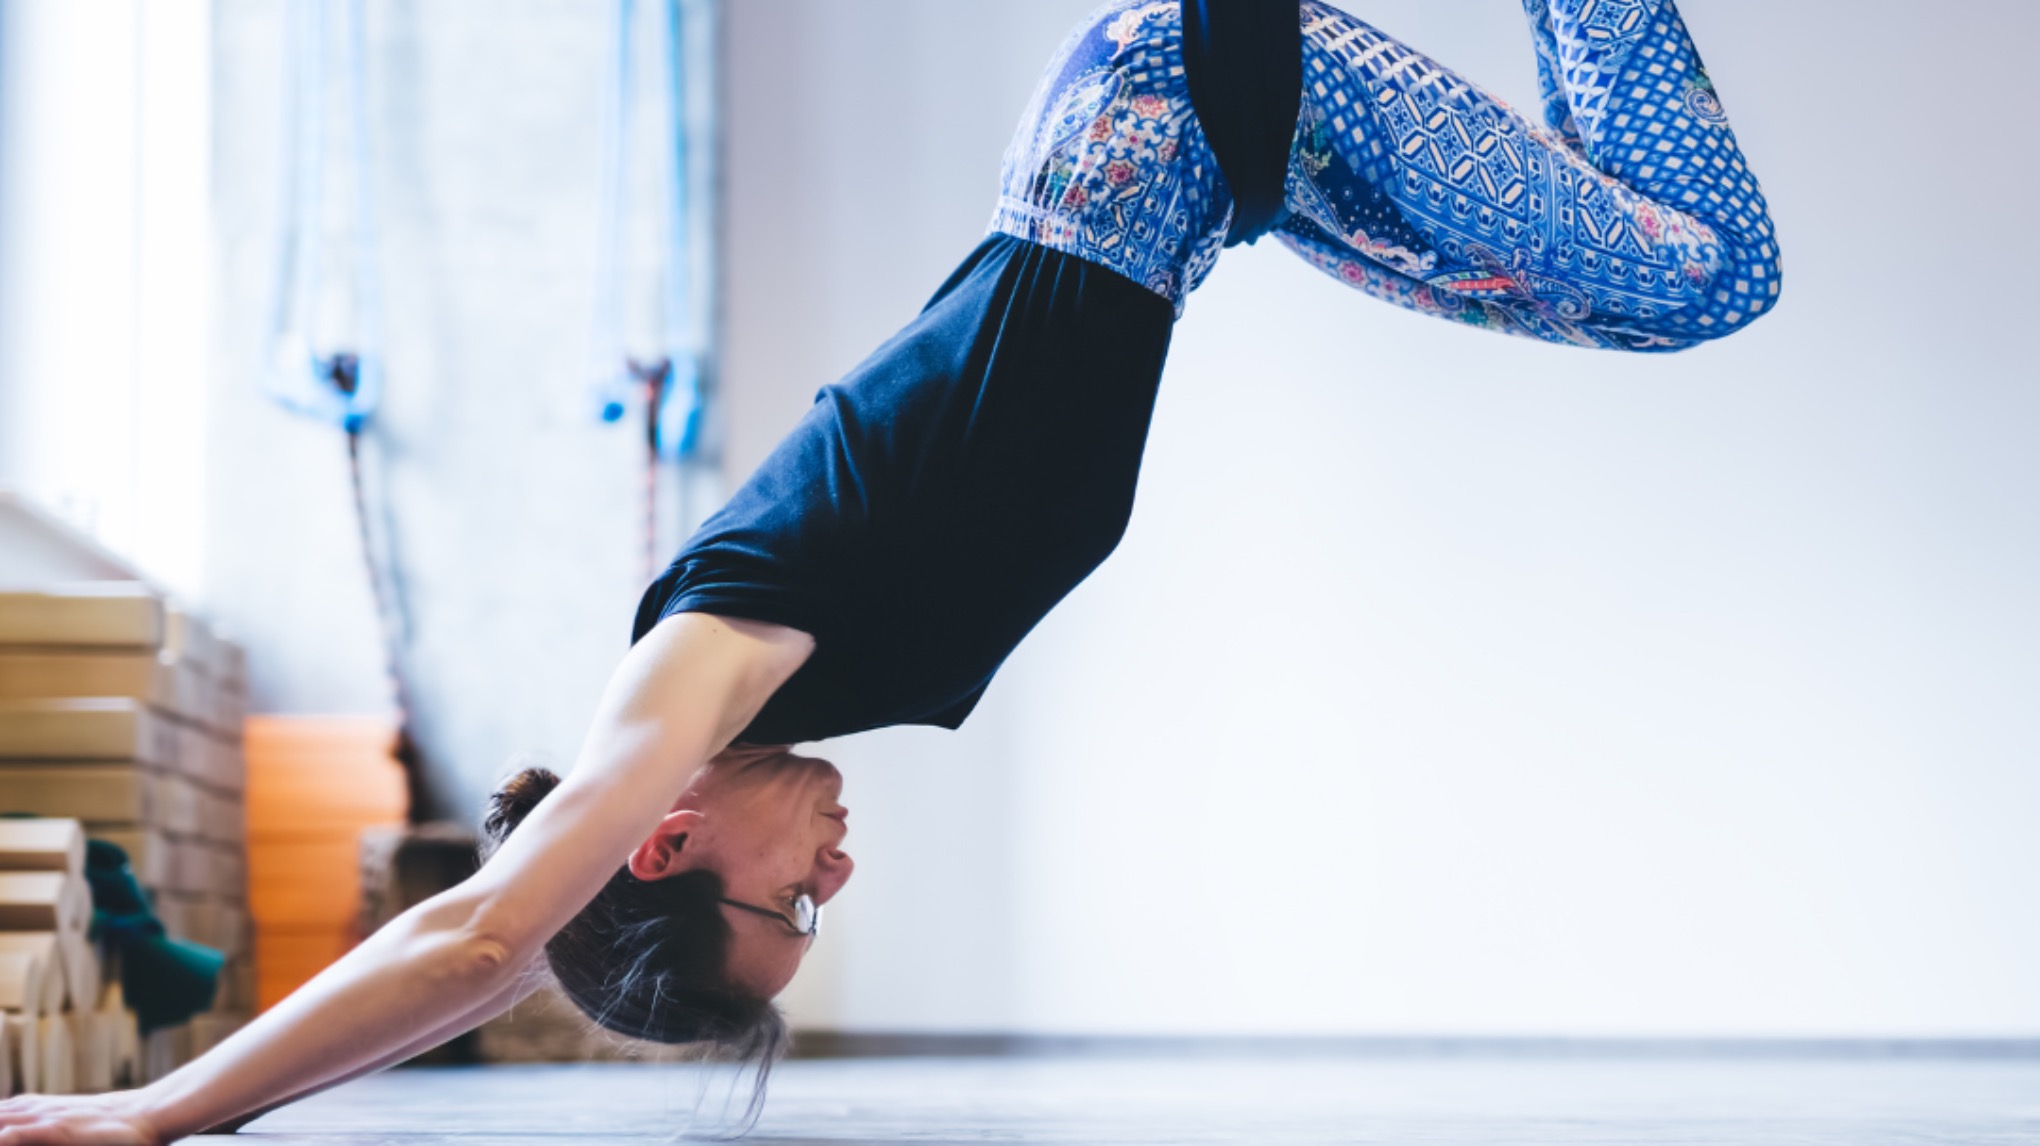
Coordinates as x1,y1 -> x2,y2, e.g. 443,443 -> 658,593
633,235 -> 1175,745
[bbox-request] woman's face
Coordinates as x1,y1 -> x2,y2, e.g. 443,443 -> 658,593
627,744 -> 854,997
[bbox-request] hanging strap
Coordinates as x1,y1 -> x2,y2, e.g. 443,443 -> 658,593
587,0 -> 637,425
589,0 -> 703,461
1179,0 -> 1303,247
265,0 -> 384,432
652,0 -> 703,461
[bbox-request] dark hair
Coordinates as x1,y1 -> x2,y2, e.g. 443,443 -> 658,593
480,766 -> 789,1126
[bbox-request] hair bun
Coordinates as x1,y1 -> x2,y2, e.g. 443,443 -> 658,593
480,766 -> 562,857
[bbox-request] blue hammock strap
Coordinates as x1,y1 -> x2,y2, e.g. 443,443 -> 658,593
589,0 -> 703,461
266,0 -> 385,434
655,353 -> 704,459
1180,0 -> 1304,248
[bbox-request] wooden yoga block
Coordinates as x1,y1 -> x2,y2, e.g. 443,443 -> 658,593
0,585 -> 163,651
0,933 -> 62,1013
163,836 -> 208,895
0,871 -> 90,934
173,724 -> 211,787
56,931 -> 101,1014
154,894 -> 191,944
211,742 -> 249,799
169,665 -> 217,735
0,698 -> 177,766
172,661 -> 215,729
214,687 -> 248,741
218,642 -> 247,693
0,930 -> 92,1020
65,1009 -> 111,1093
100,993 -> 140,1089
213,843 -> 248,897
63,1002 -> 140,1092
243,715 -> 395,759
216,957 -> 258,1014
5,1011 -> 37,1095
192,900 -> 248,957
0,952 -> 52,1015
163,609 -> 218,676
87,825 -> 244,903
155,773 -> 206,836
0,765 -> 160,826
249,837 -> 368,928
155,894 -> 248,956
36,1013 -> 73,1094
248,770 -> 405,836
195,788 -> 244,844
246,723 -> 403,895
0,818 -> 85,875
170,722 -> 247,795
188,1011 -> 245,1058
356,823 -> 477,937
203,794 -> 247,847
140,1023 -> 184,1084
210,730 -> 246,795
0,651 -> 174,707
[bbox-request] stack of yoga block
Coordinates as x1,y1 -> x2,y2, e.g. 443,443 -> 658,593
0,583 -> 256,1088
0,817 -> 141,1096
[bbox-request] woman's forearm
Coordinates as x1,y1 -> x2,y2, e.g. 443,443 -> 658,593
191,962 -> 545,1135
135,890 -> 519,1140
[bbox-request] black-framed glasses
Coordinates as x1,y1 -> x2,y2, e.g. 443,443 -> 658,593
719,893 -> 821,940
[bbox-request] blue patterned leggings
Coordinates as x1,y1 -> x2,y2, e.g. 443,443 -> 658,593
993,0 -> 1782,351
1275,0 -> 1780,349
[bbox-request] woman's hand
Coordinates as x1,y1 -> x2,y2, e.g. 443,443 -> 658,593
0,1090 -> 164,1146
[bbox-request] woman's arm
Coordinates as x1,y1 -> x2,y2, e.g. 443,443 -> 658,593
193,959 -> 549,1135
0,861 -> 546,1146
0,613 -> 812,1146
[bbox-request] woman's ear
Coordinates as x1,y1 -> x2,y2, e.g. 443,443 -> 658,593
628,808 -> 707,881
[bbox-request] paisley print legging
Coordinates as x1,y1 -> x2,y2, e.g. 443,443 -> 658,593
993,0 -> 1782,350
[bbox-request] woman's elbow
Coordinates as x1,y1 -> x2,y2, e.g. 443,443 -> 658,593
407,926 -> 530,998
450,932 -> 522,982
396,887 -> 541,986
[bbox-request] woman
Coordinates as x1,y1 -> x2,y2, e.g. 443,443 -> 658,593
0,0 -> 1776,1139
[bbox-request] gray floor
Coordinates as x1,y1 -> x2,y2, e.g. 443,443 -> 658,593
229,1052 -> 2040,1145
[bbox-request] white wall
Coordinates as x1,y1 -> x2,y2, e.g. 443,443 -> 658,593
0,0 -> 213,598
729,0 -> 2040,1036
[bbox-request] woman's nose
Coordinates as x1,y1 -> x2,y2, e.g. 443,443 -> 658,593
812,847 -> 854,904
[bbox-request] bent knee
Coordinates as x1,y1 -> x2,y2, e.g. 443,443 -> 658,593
1727,238 -> 1784,328
1681,239 -> 1784,343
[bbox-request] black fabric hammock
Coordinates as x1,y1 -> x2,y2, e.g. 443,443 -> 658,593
1181,0 -> 1304,247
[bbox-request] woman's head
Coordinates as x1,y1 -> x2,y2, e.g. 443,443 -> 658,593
620,744 -> 854,997
478,745 -> 853,1074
